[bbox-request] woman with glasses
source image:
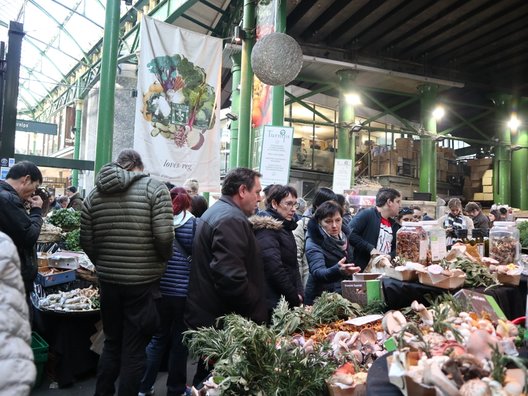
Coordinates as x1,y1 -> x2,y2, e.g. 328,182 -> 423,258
396,207 -> 415,225
305,201 -> 360,305
250,185 -> 303,317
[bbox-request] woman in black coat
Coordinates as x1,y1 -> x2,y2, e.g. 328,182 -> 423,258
305,201 -> 360,305
251,185 -> 303,315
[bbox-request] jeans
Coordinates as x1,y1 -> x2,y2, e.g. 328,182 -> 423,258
140,295 -> 188,396
94,281 -> 161,396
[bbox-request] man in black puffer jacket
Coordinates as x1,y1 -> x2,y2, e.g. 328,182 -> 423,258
80,149 -> 174,396
0,161 -> 43,295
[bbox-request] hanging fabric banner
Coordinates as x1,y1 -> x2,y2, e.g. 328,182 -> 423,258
134,16 -> 222,191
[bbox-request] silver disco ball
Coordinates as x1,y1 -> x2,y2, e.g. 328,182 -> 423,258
251,32 -> 303,86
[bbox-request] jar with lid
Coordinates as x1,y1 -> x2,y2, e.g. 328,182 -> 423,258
489,221 -> 519,265
396,222 -> 429,264
422,220 -> 447,264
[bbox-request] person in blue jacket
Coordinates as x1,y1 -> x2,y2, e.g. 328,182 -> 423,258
139,187 -> 195,396
305,201 -> 360,304
347,187 -> 401,271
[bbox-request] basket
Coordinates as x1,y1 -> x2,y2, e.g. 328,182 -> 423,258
31,332 -> 49,389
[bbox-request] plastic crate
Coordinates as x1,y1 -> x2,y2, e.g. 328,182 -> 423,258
31,332 -> 49,389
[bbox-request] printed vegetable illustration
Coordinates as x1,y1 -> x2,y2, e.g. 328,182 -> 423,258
141,54 -> 216,149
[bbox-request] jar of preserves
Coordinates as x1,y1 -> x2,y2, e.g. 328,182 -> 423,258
396,222 -> 429,264
421,220 -> 447,264
489,221 -> 519,265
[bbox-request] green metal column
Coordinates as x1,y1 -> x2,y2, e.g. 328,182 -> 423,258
491,94 -> 512,205
72,98 -> 84,187
0,22 -> 24,160
237,0 -> 256,167
229,52 -> 241,170
271,0 -> 286,126
418,84 -> 438,199
94,0 -> 121,175
511,99 -> 528,209
336,70 -> 357,186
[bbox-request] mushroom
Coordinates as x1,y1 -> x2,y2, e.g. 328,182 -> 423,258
411,300 -> 434,325
423,357 -> 459,396
382,310 -> 408,335
459,379 -> 492,396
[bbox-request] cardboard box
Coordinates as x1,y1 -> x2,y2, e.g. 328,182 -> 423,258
37,267 -> 76,287
341,280 -> 382,306
474,192 -> 494,201
387,355 -> 437,396
49,252 -> 83,270
453,289 -> 506,322
37,252 -> 50,268
496,272 -> 521,286
483,169 -> 493,178
353,273 -> 381,281
384,267 -> 418,282
483,185 -> 493,193
482,176 -> 493,186
417,271 -> 466,289
327,382 -> 366,396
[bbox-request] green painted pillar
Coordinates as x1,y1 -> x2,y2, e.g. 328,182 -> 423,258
511,98 -> 528,209
72,98 -> 84,187
94,0 -> 120,175
491,94 -> 512,205
418,84 -> 439,199
237,0 -> 256,167
271,0 -> 286,126
229,52 -> 241,170
336,70 -> 357,186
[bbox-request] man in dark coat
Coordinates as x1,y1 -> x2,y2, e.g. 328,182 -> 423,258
185,168 -> 267,385
348,187 -> 401,271
66,186 -> 83,211
0,161 -> 43,294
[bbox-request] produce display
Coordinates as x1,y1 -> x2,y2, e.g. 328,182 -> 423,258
396,223 -> 429,264
48,208 -> 81,231
490,236 -> 518,266
36,285 -> 99,312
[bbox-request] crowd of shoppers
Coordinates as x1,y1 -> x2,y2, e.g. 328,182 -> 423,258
7,151 -> 511,396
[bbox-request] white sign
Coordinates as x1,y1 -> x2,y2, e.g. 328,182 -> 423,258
332,158 -> 353,194
259,126 -> 294,186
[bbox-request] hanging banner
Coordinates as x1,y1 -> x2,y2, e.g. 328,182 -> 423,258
134,16 -> 223,191
332,159 -> 352,194
259,125 -> 294,187
251,0 -> 276,128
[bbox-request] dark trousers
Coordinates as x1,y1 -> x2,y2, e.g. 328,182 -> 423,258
140,295 -> 188,396
94,281 -> 161,396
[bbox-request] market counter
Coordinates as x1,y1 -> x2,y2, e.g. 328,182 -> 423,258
381,276 -> 527,320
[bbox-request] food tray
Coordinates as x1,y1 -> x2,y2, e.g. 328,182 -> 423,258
36,267 -> 76,287
417,272 -> 465,290
384,267 -> 418,282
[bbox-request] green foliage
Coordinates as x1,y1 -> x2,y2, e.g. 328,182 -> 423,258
65,229 -> 81,251
518,221 -> 528,248
49,209 -> 81,230
310,292 -> 362,325
184,314 -> 336,395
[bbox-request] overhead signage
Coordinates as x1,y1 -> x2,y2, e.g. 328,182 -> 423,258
16,119 -> 58,135
259,125 -> 294,187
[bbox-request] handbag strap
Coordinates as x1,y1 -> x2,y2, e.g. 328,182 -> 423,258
173,217 -> 196,263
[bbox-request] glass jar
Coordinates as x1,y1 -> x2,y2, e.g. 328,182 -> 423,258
489,221 -> 520,265
396,221 -> 429,264
422,220 -> 447,264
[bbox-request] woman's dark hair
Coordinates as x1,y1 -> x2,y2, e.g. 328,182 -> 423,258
266,185 -> 297,209
312,187 -> 337,210
375,187 -> 400,207
170,187 -> 191,215
397,207 -> 414,221
313,200 -> 343,222
191,195 -> 209,218
221,167 -> 262,196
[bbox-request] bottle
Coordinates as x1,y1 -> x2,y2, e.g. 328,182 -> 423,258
396,221 -> 429,264
489,221 -> 520,265
422,220 -> 447,264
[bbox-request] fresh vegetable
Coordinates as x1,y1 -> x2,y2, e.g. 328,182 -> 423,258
65,228 -> 81,251
517,221 -> 528,248
48,208 -> 81,231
